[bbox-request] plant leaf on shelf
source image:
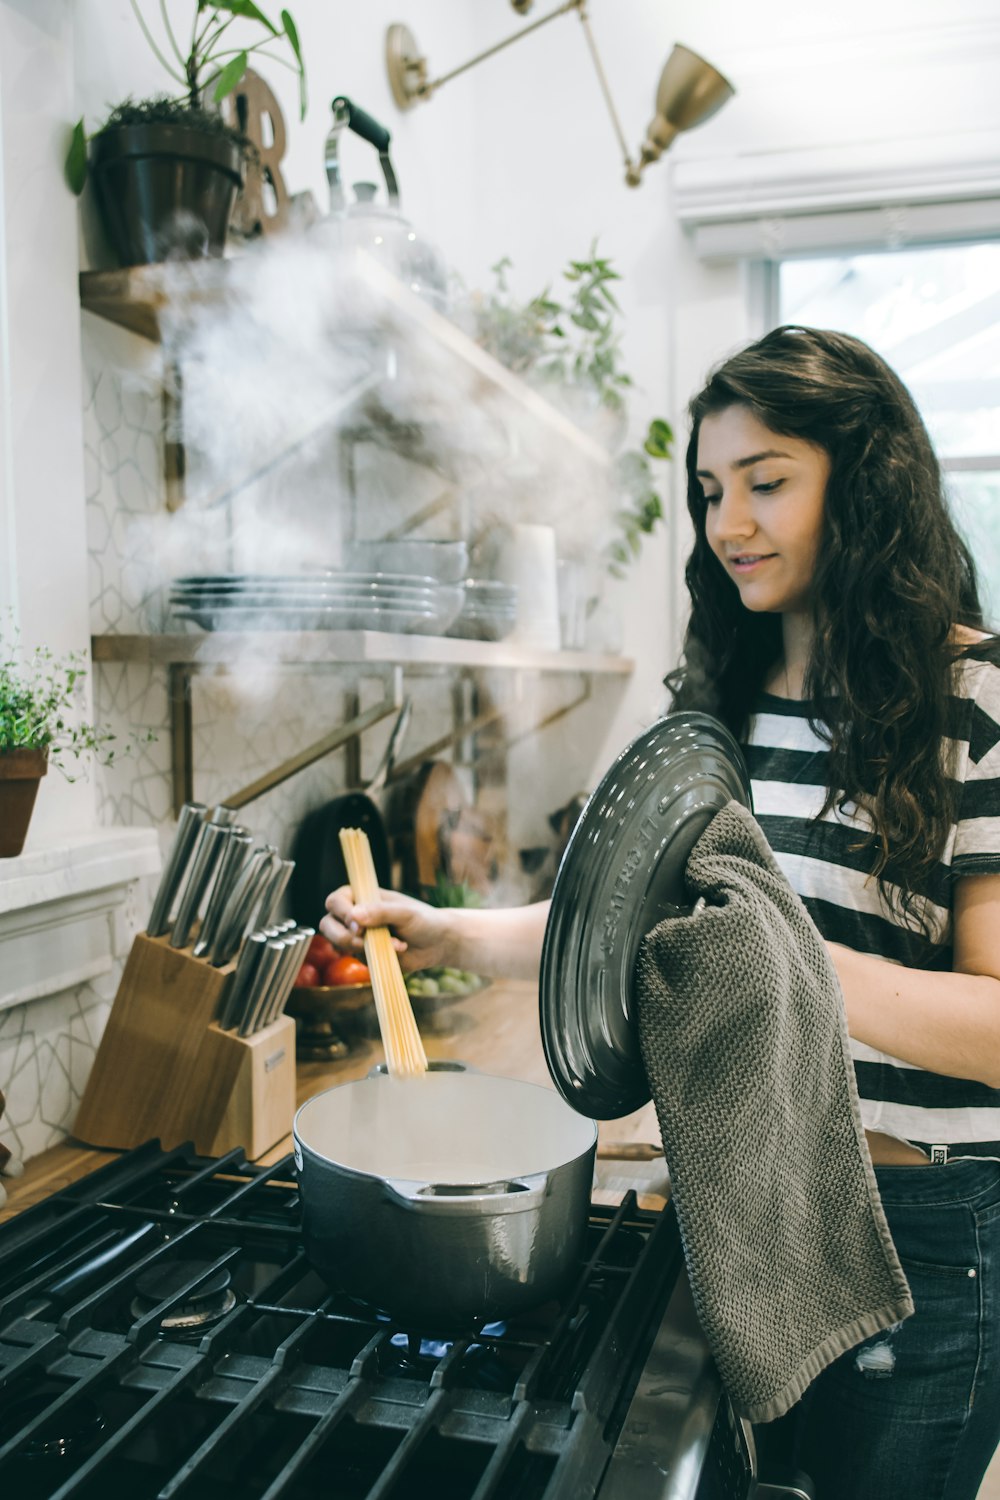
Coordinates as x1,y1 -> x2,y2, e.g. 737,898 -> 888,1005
212,49 -> 249,102
65,119 -> 88,196
214,1 -> 280,35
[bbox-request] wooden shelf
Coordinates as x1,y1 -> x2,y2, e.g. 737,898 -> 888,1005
91,630 -> 633,676
80,261 -> 227,343
79,250 -> 611,478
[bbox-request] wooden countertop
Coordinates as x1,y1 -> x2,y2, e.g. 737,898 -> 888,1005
1,979 -> 668,1223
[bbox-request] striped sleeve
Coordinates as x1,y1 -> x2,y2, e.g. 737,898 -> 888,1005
951,658 -> 1000,876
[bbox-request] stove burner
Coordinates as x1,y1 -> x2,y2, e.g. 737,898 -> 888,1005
130,1261 -> 237,1333
389,1319 -> 507,1363
2,1383 -> 105,1461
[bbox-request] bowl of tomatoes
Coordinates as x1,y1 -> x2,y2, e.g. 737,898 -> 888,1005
286,934 -> 490,1025
286,934 -> 375,1018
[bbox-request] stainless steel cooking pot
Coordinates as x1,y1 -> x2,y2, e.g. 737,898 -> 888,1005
293,1062 -> 597,1328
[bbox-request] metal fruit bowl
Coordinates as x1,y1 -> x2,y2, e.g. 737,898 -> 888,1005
287,982 -> 373,1018
287,972 -> 490,1022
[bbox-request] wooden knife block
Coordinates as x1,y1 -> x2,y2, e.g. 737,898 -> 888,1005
74,932 -> 296,1160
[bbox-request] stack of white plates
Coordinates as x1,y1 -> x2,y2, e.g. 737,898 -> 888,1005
169,573 -> 465,635
446,579 -> 519,642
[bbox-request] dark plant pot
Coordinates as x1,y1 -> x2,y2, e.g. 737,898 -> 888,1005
0,748 -> 48,858
90,122 -> 244,267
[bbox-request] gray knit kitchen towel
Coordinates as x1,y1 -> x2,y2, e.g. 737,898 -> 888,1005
636,799 -> 913,1424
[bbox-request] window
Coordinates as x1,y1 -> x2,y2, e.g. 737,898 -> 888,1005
774,241 -> 1000,621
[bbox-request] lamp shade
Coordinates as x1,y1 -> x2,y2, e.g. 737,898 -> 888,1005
642,43 -> 735,160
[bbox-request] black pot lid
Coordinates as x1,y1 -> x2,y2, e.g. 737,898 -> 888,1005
539,711 -> 752,1120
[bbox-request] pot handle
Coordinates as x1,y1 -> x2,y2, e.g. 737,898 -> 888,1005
366,1060 -> 478,1079
382,1171 -> 549,1214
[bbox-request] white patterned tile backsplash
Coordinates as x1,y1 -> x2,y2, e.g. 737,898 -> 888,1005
0,981 -> 115,1163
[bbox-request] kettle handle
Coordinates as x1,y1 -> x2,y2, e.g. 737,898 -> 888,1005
330,96 -> 399,204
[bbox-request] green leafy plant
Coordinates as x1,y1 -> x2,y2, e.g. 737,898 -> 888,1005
469,247 -> 674,577
421,872 -> 483,909
606,417 -> 673,578
66,0 -> 306,194
0,626 -> 151,780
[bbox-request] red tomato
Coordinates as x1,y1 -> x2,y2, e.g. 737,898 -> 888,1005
324,954 -> 371,987
307,934 -> 336,967
294,961 -> 320,989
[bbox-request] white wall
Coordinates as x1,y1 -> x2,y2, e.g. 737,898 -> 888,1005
0,0 -> 94,840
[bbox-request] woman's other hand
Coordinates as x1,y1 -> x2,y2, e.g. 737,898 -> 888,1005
320,886 -> 449,973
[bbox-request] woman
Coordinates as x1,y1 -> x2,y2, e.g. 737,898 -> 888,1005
322,325 -> 1000,1499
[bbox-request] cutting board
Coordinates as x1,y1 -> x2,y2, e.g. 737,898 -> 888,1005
386,760 -> 498,895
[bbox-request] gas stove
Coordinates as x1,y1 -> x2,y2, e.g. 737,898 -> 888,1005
0,1142 -> 808,1499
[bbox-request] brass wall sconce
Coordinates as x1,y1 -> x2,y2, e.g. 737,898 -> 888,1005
385,0 -> 734,187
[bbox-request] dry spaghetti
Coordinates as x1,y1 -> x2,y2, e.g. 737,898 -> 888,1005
338,827 -> 428,1077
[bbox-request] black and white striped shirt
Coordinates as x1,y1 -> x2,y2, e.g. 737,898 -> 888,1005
744,650 -> 1000,1154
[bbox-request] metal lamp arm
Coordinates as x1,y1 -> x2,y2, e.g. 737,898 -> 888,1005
573,5 -> 640,183
409,0 -> 639,180
420,0 -> 583,98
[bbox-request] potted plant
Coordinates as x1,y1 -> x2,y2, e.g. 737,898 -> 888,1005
0,627 -> 143,858
66,1 -> 306,267
466,246 -> 674,577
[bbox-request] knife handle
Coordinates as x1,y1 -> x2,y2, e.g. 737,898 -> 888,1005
265,928 -> 313,1028
257,858 -> 295,928
169,821 -> 229,949
194,832 -> 252,958
209,849 -> 271,966
238,940 -> 286,1038
218,931 -> 268,1031
146,803 -> 206,937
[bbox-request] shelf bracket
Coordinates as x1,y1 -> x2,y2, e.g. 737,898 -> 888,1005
168,665 -> 403,816
504,673 -> 594,750
384,672 -> 594,781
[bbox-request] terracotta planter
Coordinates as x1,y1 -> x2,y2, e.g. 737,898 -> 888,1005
0,748 -> 48,858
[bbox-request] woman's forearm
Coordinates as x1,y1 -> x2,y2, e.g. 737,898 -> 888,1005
445,902 -> 550,980
828,942 -> 1000,1088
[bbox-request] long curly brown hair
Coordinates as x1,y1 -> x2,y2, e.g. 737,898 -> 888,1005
666,324 -> 992,906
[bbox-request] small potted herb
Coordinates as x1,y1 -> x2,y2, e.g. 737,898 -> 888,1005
0,628 -> 141,858
66,1 -> 306,266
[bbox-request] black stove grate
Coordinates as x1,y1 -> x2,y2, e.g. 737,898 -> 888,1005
0,1142 -> 687,1500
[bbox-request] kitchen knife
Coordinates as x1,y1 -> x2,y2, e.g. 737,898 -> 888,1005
209,804 -> 238,826
238,938 -> 287,1037
210,850 -> 278,967
169,820 -> 230,949
264,927 -> 313,1028
236,848 -> 287,943
146,802 -> 206,938
207,846 -> 269,966
193,830 -> 252,958
217,930 -> 268,1031
256,858 -> 295,927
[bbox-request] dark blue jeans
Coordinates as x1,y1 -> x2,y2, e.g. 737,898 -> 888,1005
759,1158 -> 1000,1500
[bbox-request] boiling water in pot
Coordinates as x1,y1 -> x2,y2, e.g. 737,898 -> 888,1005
296,1071 -> 595,1182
